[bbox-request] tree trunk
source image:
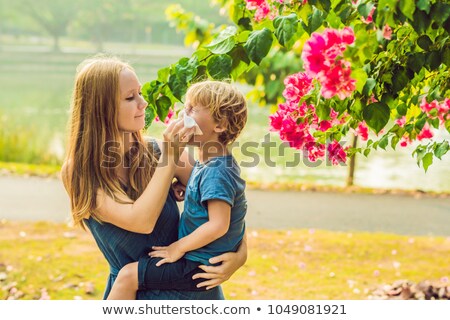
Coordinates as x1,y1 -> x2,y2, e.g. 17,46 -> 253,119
53,34 -> 60,52
346,134 -> 358,187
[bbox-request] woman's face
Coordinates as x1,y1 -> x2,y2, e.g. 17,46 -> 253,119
117,68 -> 148,132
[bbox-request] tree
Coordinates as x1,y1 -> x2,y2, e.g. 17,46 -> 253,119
15,0 -> 82,52
142,0 -> 450,176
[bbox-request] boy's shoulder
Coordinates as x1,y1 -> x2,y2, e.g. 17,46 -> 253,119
197,155 -> 239,175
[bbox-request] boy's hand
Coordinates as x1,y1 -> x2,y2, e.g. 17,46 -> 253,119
171,180 -> 186,202
149,243 -> 185,266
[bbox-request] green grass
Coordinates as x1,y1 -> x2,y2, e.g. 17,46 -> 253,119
0,221 -> 448,300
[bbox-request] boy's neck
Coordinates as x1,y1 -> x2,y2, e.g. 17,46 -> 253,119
198,141 -> 230,163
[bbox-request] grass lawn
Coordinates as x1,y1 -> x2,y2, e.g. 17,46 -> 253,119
1,221 -> 449,300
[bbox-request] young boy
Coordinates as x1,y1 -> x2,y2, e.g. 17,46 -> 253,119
107,80 -> 248,299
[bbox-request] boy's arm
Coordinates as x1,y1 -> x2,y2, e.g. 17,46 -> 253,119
149,199 -> 231,266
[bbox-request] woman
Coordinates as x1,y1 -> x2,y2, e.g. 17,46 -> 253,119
61,55 -> 247,299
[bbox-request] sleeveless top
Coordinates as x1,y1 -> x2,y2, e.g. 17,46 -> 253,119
84,139 -> 224,300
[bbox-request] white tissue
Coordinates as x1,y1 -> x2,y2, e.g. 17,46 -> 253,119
179,110 -> 203,135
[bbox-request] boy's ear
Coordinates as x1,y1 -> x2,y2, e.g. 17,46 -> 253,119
213,120 -> 226,133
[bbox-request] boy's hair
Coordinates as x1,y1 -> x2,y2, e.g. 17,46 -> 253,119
187,80 -> 247,145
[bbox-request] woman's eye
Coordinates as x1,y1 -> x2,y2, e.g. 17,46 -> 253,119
126,96 -> 134,101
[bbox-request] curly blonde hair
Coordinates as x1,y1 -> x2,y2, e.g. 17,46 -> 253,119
186,80 -> 247,145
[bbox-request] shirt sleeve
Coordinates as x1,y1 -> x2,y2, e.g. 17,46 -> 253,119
199,166 -> 236,208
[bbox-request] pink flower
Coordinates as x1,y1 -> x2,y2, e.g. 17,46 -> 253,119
154,108 -> 175,124
245,0 -> 271,21
400,136 -> 412,147
302,27 -> 356,100
319,60 -> 356,100
362,6 -> 376,24
417,123 -> 433,141
318,120 -> 332,132
305,142 -> 326,162
355,121 -> 369,141
327,140 -> 347,165
282,72 -> 313,103
395,116 -> 406,127
382,24 -> 392,40
420,97 -> 439,113
302,33 -> 329,76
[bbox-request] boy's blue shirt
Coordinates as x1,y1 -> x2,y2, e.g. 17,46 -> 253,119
179,154 -> 247,265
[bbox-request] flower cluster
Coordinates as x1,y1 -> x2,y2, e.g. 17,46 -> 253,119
244,0 -> 307,22
269,27 -> 358,165
394,97 -> 449,147
154,108 -> 175,124
420,97 -> 450,125
301,27 -> 356,100
269,73 -> 348,164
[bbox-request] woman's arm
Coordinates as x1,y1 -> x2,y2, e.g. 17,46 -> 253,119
154,138 -> 194,186
192,231 -> 248,290
96,121 -> 193,234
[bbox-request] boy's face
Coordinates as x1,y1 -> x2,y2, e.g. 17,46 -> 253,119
184,97 -> 224,146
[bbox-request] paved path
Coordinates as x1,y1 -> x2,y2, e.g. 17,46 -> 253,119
0,176 -> 449,236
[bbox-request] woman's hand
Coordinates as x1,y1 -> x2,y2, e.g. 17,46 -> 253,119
162,119 -> 194,164
192,252 -> 245,290
171,180 -> 186,202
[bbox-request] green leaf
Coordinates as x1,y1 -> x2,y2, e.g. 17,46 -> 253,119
229,46 -> 251,81
244,28 -> 273,65
412,10 -> 431,34
205,26 -> 237,54
357,3 -> 375,18
434,141 -> 449,160
399,0 -> 415,20
353,69 -> 368,93
155,96 -> 172,121
417,35 -> 433,51
430,2 -> 450,26
363,148 -> 371,157
415,117 -> 427,131
168,74 -> 187,101
144,104 -> 157,128
238,17 -> 252,31
407,53 -> 426,73
362,78 -> 376,96
378,135 -> 389,150
309,7 -> 324,33
443,47 -> 450,67
175,56 -> 198,83
417,0 -> 431,14
316,103 -> 331,121
363,102 -> 391,134
207,54 -> 233,80
391,135 -> 400,150
273,13 -> 298,48
426,51 -> 441,70
422,152 -> 433,172
397,103 -> 408,116
157,67 -> 170,83
392,68 -> 409,93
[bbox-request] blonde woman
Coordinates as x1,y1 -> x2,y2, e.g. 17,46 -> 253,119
61,56 -> 247,299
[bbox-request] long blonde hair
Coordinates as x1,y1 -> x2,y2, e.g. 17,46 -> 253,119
62,55 -> 157,229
